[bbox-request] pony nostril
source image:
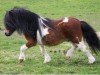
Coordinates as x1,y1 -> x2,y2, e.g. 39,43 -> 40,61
4,30 -> 10,36
5,32 -> 10,36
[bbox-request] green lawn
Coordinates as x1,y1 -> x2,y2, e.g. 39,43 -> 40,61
0,0 -> 100,74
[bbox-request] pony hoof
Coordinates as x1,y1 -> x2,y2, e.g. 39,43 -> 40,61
44,58 -> 51,64
44,55 -> 51,64
88,62 -> 95,64
66,54 -> 72,58
44,61 -> 50,64
88,58 -> 95,64
19,59 -> 24,63
44,59 -> 51,63
44,58 -> 51,63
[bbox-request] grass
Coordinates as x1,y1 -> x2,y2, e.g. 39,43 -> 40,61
0,0 -> 100,74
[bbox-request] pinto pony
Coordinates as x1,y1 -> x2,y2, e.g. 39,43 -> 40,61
4,7 -> 100,64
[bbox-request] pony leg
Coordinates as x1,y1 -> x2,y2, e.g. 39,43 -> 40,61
19,41 -> 36,63
19,44 -> 28,63
37,30 -> 51,63
39,44 -> 51,63
76,40 -> 95,64
66,43 -> 76,58
19,34 -> 36,63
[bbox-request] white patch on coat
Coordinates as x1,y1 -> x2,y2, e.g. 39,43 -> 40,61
37,30 -> 42,45
37,28 -> 49,45
63,17 -> 69,23
42,28 -> 49,36
40,16 -> 48,21
38,17 -> 49,37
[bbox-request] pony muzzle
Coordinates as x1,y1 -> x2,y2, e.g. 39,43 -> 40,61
4,30 -> 11,36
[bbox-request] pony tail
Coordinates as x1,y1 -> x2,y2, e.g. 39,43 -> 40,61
80,21 -> 100,54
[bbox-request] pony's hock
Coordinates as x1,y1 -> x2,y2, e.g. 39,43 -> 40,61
4,7 -> 100,64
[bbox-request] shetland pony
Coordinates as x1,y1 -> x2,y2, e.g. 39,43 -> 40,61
4,7 -> 100,64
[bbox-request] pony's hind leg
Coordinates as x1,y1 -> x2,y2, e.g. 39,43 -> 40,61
66,43 -> 77,58
39,44 -> 51,63
76,40 -> 95,64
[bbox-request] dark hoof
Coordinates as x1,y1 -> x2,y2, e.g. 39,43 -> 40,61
19,59 -> 24,63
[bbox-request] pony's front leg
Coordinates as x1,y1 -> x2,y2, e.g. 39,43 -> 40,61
39,44 -> 51,63
19,44 -> 28,63
19,34 -> 36,63
66,43 -> 77,58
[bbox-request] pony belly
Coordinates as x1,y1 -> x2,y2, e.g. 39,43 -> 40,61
42,37 -> 64,46
42,34 -> 65,46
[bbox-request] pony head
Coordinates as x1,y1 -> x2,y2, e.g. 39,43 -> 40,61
4,7 -> 54,38
4,10 -> 17,36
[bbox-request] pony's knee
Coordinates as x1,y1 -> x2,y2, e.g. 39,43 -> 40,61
26,41 -> 36,48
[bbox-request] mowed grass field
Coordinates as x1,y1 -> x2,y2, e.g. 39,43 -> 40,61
0,0 -> 100,74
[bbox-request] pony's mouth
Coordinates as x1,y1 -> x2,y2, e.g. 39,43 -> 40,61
5,32 -> 11,36
4,30 -> 11,36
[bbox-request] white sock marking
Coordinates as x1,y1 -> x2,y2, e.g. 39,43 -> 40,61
66,43 -> 76,57
76,40 -> 95,64
39,44 -> 51,63
19,44 -> 28,60
42,28 -> 49,36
